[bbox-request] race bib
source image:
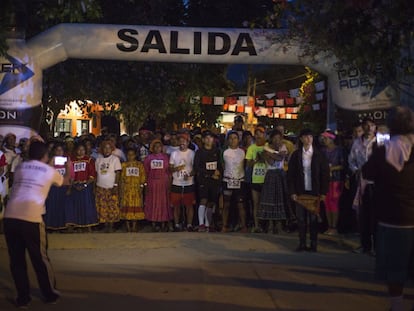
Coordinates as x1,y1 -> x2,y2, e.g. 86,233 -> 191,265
151,160 -> 164,169
206,161 -> 217,170
74,162 -> 86,172
227,179 -> 241,189
253,166 -> 266,177
177,170 -> 189,180
56,168 -> 66,176
126,167 -> 139,177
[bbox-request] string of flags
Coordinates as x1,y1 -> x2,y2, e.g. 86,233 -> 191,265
197,80 -> 327,120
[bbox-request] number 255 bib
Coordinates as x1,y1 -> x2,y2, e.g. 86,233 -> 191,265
252,163 -> 266,184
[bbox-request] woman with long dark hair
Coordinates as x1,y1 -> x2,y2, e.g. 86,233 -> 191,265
44,143 -> 73,231
66,143 -> 98,231
258,130 -> 289,234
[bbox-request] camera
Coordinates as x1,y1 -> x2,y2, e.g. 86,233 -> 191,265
54,156 -> 68,166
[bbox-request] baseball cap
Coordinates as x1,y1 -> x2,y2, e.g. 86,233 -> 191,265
320,131 -> 336,140
226,130 -> 239,139
202,130 -> 215,138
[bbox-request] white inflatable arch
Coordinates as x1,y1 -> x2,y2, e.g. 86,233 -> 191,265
0,24 -> 398,139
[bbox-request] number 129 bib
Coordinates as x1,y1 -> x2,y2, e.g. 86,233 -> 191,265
151,160 -> 164,169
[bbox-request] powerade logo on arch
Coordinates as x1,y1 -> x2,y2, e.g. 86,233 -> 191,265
116,29 -> 258,56
334,62 -> 388,99
0,55 -> 34,95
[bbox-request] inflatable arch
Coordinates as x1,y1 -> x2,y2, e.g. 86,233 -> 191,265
0,23 -> 398,139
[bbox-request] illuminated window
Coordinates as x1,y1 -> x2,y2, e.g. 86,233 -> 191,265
55,119 -> 71,136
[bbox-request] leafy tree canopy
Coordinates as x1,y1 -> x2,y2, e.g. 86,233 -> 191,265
266,0 -> 414,80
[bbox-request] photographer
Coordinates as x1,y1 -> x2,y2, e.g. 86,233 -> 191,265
3,141 -> 71,308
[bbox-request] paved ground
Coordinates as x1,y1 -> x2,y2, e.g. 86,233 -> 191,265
0,232 -> 413,311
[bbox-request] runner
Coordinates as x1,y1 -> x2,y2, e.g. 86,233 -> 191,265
120,148 -> 146,232
44,143 -> 73,231
258,130 -> 289,234
169,132 -> 196,232
221,130 -> 247,233
144,140 -> 172,232
66,143 -> 97,231
245,124 -> 267,233
194,131 -> 222,232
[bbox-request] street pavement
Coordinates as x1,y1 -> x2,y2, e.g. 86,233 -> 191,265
0,231 -> 413,311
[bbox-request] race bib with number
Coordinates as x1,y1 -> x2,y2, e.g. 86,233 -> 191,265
206,161 -> 217,170
177,170 -> 188,179
253,167 -> 266,177
56,168 -> 66,176
126,167 -> 139,177
74,162 -> 87,172
151,160 -> 164,169
227,179 -> 241,189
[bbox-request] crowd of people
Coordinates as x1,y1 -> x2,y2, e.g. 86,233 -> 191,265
0,115 -> 374,247
1,108 -> 413,311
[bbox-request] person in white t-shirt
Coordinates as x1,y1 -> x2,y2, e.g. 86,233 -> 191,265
4,141 -> 71,308
169,133 -> 196,231
221,131 -> 247,233
95,140 -> 122,232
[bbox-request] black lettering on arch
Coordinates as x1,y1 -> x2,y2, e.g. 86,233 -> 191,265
141,30 -> 167,53
231,33 -> 257,56
116,29 -> 139,52
208,32 -> 231,55
170,31 -> 190,54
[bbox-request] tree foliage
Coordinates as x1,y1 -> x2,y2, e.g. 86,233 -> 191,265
268,0 -> 414,80
0,0 -> 102,55
39,0 -> 235,134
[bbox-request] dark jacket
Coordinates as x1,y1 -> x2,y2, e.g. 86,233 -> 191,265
287,146 -> 330,196
362,146 -> 414,226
